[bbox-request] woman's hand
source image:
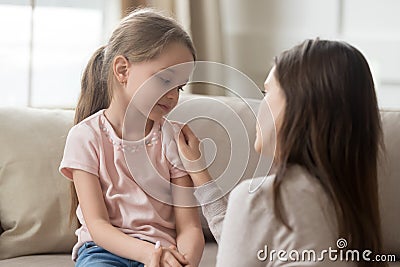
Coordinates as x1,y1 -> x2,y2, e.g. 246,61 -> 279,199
146,245 -> 189,267
178,125 -> 212,187
178,125 -> 202,162
177,125 -> 206,173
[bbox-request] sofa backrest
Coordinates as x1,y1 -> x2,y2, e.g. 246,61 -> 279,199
0,94 -> 398,260
378,110 -> 400,256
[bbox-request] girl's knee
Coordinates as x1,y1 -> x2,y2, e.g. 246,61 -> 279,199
76,244 -> 127,267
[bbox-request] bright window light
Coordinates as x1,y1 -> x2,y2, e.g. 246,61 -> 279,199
0,0 -> 120,108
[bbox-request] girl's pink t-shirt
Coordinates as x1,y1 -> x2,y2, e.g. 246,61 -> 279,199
59,110 -> 187,260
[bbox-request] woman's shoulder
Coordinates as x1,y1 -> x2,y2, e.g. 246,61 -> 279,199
281,165 -> 328,197
227,176 -> 275,217
230,165 -> 330,215
237,165 -> 325,196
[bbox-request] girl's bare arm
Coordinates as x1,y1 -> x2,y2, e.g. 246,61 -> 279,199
172,175 -> 205,266
72,169 -> 188,267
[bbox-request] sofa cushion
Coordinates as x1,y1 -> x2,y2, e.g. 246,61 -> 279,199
0,107 -> 77,260
0,254 -> 73,267
379,110 -> 400,256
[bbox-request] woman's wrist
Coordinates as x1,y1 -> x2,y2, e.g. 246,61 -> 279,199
189,169 -> 212,187
193,178 -> 225,206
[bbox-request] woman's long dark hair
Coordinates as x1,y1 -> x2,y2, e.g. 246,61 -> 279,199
273,39 -> 385,266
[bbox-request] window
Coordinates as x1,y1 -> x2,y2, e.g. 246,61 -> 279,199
219,0 -> 400,108
0,0 -> 120,108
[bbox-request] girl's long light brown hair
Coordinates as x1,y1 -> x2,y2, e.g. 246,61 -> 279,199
273,39 -> 385,267
69,8 -> 196,223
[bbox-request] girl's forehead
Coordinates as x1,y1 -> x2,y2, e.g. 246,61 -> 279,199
158,42 -> 194,63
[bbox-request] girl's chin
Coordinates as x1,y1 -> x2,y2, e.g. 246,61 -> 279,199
254,140 -> 262,154
148,112 -> 165,121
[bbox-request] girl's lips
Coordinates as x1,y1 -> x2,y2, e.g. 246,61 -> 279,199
157,103 -> 171,112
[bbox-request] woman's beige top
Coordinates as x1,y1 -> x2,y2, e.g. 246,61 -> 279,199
195,165 -> 356,266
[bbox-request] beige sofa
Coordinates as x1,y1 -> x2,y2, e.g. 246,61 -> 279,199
0,94 -> 399,266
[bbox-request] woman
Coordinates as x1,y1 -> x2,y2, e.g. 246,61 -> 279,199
151,39 -> 386,266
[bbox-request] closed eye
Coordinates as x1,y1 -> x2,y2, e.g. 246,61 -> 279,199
159,76 -> 171,85
157,75 -> 186,92
261,90 -> 268,96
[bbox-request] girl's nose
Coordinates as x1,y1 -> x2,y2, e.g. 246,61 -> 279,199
165,88 -> 179,99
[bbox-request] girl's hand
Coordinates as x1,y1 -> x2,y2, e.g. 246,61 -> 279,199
146,247 -> 162,267
161,246 -> 188,267
147,245 -> 189,267
178,125 -> 206,173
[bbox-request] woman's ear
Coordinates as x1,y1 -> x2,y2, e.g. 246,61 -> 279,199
113,55 -> 130,84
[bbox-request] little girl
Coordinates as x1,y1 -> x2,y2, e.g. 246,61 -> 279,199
59,8 -> 204,267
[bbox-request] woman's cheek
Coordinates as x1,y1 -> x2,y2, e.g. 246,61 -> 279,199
254,123 -> 262,153
254,99 -> 276,155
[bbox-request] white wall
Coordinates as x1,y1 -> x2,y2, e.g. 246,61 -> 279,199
220,0 -> 400,108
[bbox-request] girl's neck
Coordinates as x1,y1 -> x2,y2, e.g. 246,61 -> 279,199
105,101 -> 153,140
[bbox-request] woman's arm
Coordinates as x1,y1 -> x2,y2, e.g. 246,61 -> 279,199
216,179 -> 270,267
191,171 -> 227,244
73,169 -> 188,266
172,175 -> 205,267
177,126 -> 228,243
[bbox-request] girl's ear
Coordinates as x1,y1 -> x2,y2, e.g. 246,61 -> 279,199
113,55 -> 130,84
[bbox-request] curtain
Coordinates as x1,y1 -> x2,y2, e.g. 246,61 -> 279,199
121,0 -> 147,16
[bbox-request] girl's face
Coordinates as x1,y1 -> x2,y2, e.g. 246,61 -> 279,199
254,67 -> 286,155
123,42 -> 194,121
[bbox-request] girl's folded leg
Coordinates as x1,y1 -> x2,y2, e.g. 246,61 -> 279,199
75,241 -> 144,267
